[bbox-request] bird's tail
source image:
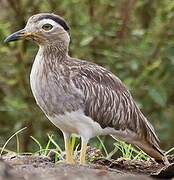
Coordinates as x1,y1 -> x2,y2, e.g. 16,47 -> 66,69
132,113 -> 169,165
112,107 -> 169,165
134,137 -> 169,165
134,138 -> 165,163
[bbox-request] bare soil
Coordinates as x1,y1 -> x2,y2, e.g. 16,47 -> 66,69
1,154 -> 174,180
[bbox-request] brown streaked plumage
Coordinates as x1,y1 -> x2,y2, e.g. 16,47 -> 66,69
4,13 -> 169,165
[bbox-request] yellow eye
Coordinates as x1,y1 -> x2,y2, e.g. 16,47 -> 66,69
42,23 -> 53,31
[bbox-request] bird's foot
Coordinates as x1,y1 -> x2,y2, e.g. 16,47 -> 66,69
66,156 -> 76,165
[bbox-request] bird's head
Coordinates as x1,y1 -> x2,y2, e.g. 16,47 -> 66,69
4,13 -> 70,47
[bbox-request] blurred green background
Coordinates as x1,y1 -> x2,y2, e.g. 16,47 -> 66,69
0,0 -> 174,153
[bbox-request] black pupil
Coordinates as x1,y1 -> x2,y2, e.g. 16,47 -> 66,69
42,24 -> 53,30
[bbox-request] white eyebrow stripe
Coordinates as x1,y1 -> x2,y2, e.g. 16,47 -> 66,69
38,19 -> 63,29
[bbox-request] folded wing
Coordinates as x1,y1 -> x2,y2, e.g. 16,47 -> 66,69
71,61 -> 165,162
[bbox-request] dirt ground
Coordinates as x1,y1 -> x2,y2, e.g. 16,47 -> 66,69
1,154 -> 174,180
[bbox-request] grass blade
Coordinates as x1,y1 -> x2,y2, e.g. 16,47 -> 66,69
71,135 -> 77,153
165,147 -> 174,155
16,134 -> 20,155
44,134 -> 53,156
30,136 -> 43,154
106,146 -> 118,159
0,127 -> 27,156
97,136 -> 108,157
47,134 -> 64,160
0,148 -> 16,154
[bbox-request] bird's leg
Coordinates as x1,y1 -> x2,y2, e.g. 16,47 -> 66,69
63,133 -> 75,164
79,137 -> 88,165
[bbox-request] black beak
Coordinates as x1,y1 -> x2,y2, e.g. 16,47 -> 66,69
4,29 -> 26,43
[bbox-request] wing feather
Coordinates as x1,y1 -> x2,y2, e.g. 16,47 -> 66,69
70,60 -> 160,148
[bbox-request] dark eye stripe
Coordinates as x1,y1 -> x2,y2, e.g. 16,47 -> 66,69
38,14 -> 70,31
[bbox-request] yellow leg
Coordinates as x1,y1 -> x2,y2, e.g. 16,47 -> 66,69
80,137 -> 88,165
63,133 -> 75,164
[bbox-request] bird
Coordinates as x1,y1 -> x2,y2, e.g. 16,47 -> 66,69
4,13 -> 169,165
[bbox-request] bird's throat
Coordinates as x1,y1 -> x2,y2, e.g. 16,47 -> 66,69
40,42 -> 69,63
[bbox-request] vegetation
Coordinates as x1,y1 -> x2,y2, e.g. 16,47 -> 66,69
0,0 -> 174,156
0,128 -> 149,162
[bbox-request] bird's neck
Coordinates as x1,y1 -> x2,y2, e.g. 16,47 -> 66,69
39,42 -> 69,63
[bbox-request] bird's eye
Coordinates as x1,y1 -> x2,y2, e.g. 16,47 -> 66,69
42,23 -> 53,31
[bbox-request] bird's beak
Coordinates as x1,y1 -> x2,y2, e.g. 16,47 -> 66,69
4,29 -> 31,43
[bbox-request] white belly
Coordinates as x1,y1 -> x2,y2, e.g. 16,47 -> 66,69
47,109 -> 117,139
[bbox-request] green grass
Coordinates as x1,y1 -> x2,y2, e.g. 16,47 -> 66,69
97,136 -> 148,161
30,133 -> 79,162
30,134 -> 64,162
0,127 -> 27,156
113,140 -> 148,161
1,127 -> 174,163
